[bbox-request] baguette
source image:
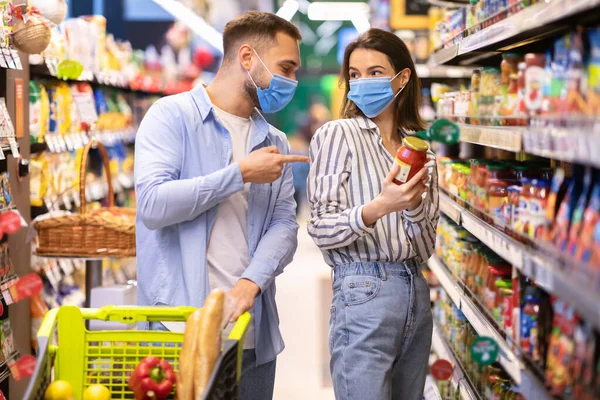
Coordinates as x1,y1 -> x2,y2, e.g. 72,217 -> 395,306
176,309 -> 203,400
194,290 -> 225,398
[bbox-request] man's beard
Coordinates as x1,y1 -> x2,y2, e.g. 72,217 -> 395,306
243,76 -> 262,111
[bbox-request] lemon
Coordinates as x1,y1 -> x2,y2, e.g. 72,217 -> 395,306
83,384 -> 111,400
44,380 -> 73,400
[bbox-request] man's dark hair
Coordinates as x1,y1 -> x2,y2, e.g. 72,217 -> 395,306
222,11 -> 301,62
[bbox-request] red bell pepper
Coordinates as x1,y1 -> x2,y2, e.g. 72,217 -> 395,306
128,356 -> 175,400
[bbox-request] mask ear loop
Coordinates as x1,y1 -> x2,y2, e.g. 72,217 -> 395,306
252,48 -> 273,77
246,48 -> 273,89
391,71 -> 408,98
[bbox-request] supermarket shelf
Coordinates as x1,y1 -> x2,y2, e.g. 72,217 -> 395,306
423,376 -> 443,400
431,322 -> 480,400
428,256 -> 553,400
453,122 -> 600,166
438,191 -> 600,331
429,0 -> 600,65
29,63 -> 164,95
458,124 -> 524,152
416,65 -> 474,79
428,256 -> 522,384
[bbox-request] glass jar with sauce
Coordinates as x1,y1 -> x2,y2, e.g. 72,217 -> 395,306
475,164 -> 490,211
524,53 -> 546,115
500,53 -> 522,87
485,264 -> 512,312
393,136 -> 429,185
519,178 -> 535,236
487,179 -> 508,222
527,179 -> 551,239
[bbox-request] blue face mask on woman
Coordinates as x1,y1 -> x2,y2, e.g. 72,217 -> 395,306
247,49 -> 298,113
347,71 -> 407,118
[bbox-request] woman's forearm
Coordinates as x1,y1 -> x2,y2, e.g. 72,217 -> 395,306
361,198 -> 388,227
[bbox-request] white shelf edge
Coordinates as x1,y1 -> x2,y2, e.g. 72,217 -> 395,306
438,193 -> 600,331
428,256 -> 554,399
458,124 -> 524,153
424,376 -> 443,400
431,324 -> 479,400
429,0 -> 600,64
439,192 -> 461,224
428,255 -> 462,307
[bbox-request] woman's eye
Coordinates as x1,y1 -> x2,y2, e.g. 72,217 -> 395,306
350,73 -> 359,79
372,71 -> 382,76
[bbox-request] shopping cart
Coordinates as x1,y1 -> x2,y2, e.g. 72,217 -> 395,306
24,305 -> 251,400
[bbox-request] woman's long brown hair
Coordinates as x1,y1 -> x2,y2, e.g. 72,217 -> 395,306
340,28 -> 426,134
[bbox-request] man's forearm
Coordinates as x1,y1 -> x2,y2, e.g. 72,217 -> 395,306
137,163 -> 245,230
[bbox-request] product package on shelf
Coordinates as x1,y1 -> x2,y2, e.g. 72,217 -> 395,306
433,214 -> 600,399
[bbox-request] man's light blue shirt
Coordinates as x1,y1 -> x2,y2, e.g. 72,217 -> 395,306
134,85 -> 299,365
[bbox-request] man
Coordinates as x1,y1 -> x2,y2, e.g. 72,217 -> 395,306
134,11 -> 306,399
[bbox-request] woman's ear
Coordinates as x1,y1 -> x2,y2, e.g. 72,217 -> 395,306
399,68 -> 411,87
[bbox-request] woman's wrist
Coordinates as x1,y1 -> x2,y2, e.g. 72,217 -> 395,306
362,198 -> 388,227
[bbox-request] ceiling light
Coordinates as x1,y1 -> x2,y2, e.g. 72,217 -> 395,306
276,0 -> 299,21
307,1 -> 370,21
152,0 -> 223,54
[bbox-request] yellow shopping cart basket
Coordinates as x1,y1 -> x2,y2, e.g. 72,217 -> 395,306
24,305 -> 251,400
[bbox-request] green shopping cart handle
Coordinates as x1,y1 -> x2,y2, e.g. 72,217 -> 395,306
37,306 -> 251,341
80,305 -> 197,323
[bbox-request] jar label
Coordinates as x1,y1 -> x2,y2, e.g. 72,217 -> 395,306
525,66 -> 544,111
395,159 -> 411,183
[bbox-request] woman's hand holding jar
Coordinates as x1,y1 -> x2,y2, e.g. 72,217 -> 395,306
361,165 -> 429,226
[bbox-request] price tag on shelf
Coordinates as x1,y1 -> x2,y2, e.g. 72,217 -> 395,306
431,359 -> 454,381
64,134 -> 74,151
15,355 -> 36,379
532,256 -> 555,292
470,336 -> 499,366
461,212 -> 524,268
7,138 -> 19,158
72,91 -> 99,125
439,194 -> 461,224
11,50 -> 22,70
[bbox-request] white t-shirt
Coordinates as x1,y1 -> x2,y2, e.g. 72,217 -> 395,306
206,104 -> 255,349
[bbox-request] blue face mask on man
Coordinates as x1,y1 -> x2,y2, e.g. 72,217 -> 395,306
246,49 -> 298,113
347,71 -> 407,118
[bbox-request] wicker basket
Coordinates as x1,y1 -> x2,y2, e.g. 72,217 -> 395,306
34,139 -> 135,258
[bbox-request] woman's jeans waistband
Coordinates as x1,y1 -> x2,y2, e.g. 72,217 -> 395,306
332,261 -> 421,282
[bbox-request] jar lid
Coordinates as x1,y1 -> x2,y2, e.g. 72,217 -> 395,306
532,179 -> 551,187
502,52 -> 521,60
495,279 -> 513,289
511,164 -> 529,171
488,265 -> 512,275
482,67 -> 500,73
487,179 -> 509,188
402,136 -> 429,152
487,164 -> 509,171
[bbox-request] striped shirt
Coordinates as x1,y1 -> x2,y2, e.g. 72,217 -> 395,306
307,116 -> 439,267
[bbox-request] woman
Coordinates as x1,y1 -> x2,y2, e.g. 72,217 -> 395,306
307,29 -> 439,400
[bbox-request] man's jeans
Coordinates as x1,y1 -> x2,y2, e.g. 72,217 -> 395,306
148,322 -> 276,400
329,262 -> 433,400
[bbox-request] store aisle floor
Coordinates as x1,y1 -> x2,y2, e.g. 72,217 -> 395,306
273,210 -> 335,400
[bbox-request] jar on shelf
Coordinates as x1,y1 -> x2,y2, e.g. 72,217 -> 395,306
500,53 -> 522,87
487,179 -> 509,223
527,178 -> 551,239
470,68 -> 482,125
485,264 -> 512,315
524,53 -> 546,115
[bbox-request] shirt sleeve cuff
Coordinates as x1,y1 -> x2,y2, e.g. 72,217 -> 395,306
403,199 -> 426,222
349,205 -> 376,236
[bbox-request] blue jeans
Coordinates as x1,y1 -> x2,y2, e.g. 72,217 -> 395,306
329,262 -> 433,400
148,323 -> 276,400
